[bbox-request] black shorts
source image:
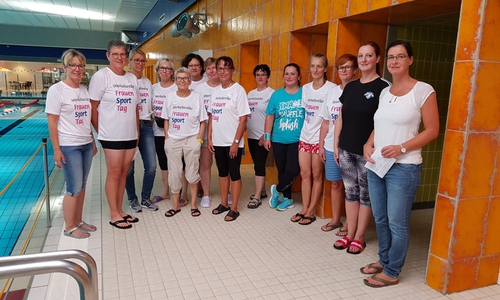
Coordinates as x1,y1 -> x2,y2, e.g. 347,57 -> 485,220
99,140 -> 136,150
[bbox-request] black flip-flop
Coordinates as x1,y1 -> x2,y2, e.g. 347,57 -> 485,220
321,222 -> 343,232
123,214 -> 139,223
299,216 -> 316,225
290,213 -> 304,222
335,228 -> 348,237
212,204 -> 230,215
224,210 -> 240,221
165,209 -> 181,217
109,219 -> 132,229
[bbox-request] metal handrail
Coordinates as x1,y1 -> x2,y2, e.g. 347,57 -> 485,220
0,260 -> 96,300
0,250 -> 98,297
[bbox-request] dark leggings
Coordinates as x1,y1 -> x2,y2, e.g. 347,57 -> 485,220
155,136 -> 186,171
272,142 -> 300,199
214,146 -> 243,181
247,138 -> 268,176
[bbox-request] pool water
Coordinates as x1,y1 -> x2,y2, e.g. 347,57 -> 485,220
0,103 -> 55,256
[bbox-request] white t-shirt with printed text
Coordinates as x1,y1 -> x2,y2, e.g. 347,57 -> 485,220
152,82 -> 177,136
160,91 -> 208,140
189,76 -> 208,92
46,81 -> 93,146
88,67 -> 139,141
247,87 -> 274,140
137,77 -> 153,120
209,82 -> 251,147
300,81 -> 337,144
319,85 -> 343,152
194,81 -> 219,140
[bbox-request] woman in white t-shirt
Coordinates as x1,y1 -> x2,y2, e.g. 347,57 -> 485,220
207,56 -> 251,222
293,54 -> 337,225
318,54 -> 357,235
47,49 -> 97,239
162,67 -> 207,218
151,58 -> 177,203
246,64 -> 274,209
89,40 -> 140,229
194,57 -> 220,208
182,53 -> 208,91
361,40 -> 439,287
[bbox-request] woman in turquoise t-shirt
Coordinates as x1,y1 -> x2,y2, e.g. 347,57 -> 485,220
263,63 -> 304,215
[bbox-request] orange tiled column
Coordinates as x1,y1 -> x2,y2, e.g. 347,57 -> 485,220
426,0 -> 500,294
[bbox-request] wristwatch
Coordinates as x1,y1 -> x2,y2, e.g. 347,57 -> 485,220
400,144 -> 407,153
234,139 -> 239,144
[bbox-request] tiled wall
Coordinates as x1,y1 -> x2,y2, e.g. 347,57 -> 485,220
388,14 -> 459,206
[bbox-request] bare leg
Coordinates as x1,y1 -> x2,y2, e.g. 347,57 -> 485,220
254,175 -> 265,200
200,147 -> 212,196
298,151 -> 312,215
304,153 -> 324,216
63,194 -> 88,237
348,205 -> 372,252
229,179 -> 241,212
219,176 -> 230,206
189,183 -> 198,209
160,170 -> 170,199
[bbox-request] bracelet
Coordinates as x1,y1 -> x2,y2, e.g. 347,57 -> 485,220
264,133 -> 271,141
197,138 -> 203,144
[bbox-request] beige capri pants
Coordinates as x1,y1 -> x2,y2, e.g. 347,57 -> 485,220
164,135 -> 201,194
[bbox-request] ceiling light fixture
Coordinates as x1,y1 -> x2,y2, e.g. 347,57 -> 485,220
9,2 -> 113,20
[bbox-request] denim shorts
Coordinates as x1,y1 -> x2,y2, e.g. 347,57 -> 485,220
324,149 -> 342,182
60,142 -> 93,196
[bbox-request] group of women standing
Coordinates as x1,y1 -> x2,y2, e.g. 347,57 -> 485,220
47,38 -> 438,287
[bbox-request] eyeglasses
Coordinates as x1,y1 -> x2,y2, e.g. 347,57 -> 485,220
133,59 -> 147,64
110,52 -> 127,58
67,64 -> 85,70
217,67 -> 232,72
176,77 -> 190,82
188,64 -> 201,68
158,67 -> 174,72
386,55 -> 408,61
336,65 -> 355,71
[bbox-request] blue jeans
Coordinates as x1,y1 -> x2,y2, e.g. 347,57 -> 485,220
367,163 -> 422,278
60,142 -> 93,196
126,122 -> 157,200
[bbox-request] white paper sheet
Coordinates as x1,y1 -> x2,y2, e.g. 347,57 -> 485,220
365,147 -> 396,178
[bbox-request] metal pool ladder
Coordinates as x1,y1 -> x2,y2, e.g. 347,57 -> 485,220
0,249 -> 98,300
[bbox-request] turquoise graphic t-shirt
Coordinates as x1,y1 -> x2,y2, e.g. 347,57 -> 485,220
265,87 -> 304,144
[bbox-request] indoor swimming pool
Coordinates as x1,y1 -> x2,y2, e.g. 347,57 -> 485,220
0,101 -> 54,256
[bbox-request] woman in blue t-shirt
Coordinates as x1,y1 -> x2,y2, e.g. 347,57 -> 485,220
263,63 -> 304,217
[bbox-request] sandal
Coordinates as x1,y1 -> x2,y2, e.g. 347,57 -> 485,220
250,191 -> 268,199
152,195 -> 164,203
247,196 -> 262,209
333,236 -> 351,250
191,208 -> 201,217
109,219 -> 132,229
224,210 -> 240,222
212,204 -> 230,215
164,209 -> 181,217
298,215 -> 316,225
123,214 -> 139,223
364,274 -> 399,288
346,239 -> 366,255
360,263 -> 383,275
321,222 -> 342,232
179,198 -> 189,207
77,221 -> 97,232
290,213 -> 304,222
335,228 -> 348,237
63,227 -> 90,239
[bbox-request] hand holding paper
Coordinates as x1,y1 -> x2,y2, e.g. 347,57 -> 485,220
365,147 -> 396,178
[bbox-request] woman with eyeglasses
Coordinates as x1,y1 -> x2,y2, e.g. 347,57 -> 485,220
89,39 -> 140,229
292,54 -> 337,225
162,67 -> 207,218
182,53 -> 207,91
246,64 -> 274,209
318,54 -> 358,235
151,58 -> 177,203
125,49 -> 158,214
207,56 -> 250,222
194,57 -> 220,208
333,41 -> 390,253
361,40 -> 438,287
264,63 -> 304,214
46,49 -> 97,238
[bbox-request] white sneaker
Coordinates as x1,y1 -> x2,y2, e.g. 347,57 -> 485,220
200,196 -> 211,208
228,194 -> 233,205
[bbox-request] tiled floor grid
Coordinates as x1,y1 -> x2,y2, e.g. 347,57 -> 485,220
27,150 -> 500,300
